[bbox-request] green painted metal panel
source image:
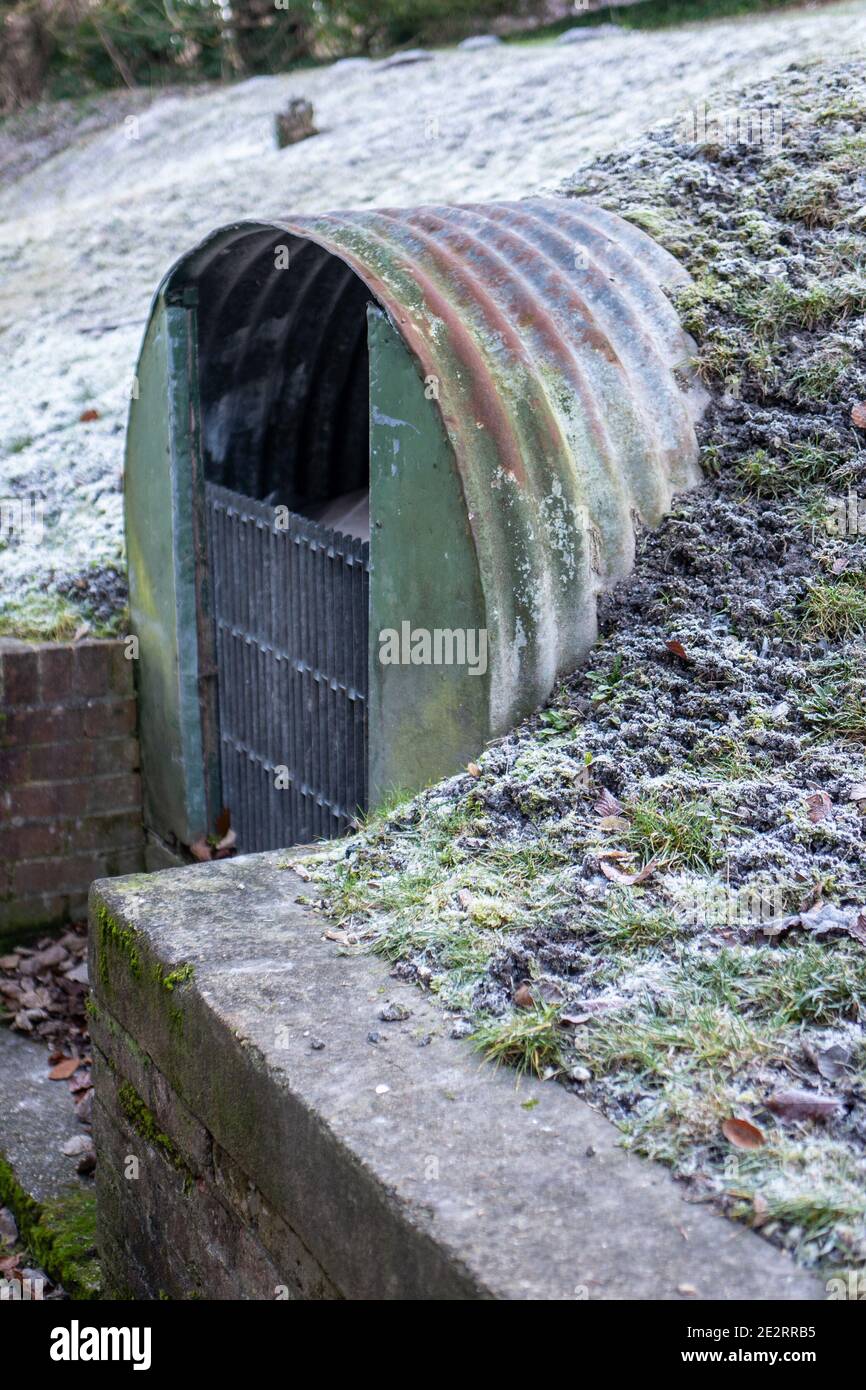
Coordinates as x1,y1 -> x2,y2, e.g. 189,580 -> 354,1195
368,307 -> 488,807
125,299 -> 212,847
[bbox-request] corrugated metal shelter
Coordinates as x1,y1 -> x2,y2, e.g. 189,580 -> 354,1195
125,197 -> 707,858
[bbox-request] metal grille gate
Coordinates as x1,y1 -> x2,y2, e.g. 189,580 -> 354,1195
204,481 -> 369,852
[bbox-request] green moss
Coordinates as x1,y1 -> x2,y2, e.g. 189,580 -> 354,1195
95,902 -> 141,988
0,1155 -> 100,1298
117,1080 -> 192,1189
153,961 -> 194,992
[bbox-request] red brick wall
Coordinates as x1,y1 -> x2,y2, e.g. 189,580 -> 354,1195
0,638 -> 145,941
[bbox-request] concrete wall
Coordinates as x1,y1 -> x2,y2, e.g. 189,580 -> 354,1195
0,639 -> 144,943
90,853 -> 821,1302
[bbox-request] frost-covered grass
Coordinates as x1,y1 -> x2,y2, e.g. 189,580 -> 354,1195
301,57 -> 866,1277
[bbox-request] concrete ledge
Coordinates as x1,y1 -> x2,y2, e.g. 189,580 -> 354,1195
90,853 -> 823,1301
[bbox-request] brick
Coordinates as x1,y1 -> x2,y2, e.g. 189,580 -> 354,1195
67,811 -> 143,854
9,781 -> 87,820
25,740 -> 95,782
87,772 -> 142,815
0,745 -> 31,784
0,645 -> 40,707
0,821 -> 65,860
73,641 -> 116,698
2,705 -> 89,747
0,893 -> 69,940
106,641 -> 136,698
83,698 -> 137,739
92,736 -> 140,776
37,645 -> 76,705
13,852 -> 113,898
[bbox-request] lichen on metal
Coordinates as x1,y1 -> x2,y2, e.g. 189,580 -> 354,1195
126,196 -> 706,847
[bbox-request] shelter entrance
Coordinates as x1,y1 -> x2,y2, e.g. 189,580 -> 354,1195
192,231 -> 374,852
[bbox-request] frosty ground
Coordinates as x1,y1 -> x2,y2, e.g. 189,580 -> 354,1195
302,56 -> 866,1279
2,1 -> 866,632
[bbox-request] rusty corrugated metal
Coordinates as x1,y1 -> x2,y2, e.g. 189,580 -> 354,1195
165,196 -> 706,735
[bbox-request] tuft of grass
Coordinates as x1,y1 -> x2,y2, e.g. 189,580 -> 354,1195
471,1002 -> 563,1079
800,574 -> 866,640
591,893 -> 681,951
622,793 -> 731,872
780,171 -> 842,228
734,440 -> 848,497
799,654 -> 866,743
787,343 -> 852,402
0,593 -> 81,642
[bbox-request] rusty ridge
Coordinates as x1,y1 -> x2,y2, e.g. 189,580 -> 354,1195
164,196 -> 707,732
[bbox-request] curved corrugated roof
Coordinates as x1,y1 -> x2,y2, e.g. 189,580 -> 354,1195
161,196 -> 706,729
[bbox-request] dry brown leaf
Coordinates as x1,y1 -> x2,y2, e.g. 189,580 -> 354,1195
560,1010 -> 591,1027
665,639 -> 690,662
49,1056 -> 80,1081
752,1194 -> 770,1228
848,913 -> 866,946
78,408 -> 100,423
467,762 -> 481,778
766,1089 -> 842,1121
806,791 -> 833,823
851,401 -> 866,430
722,1117 -> 766,1149
513,982 -> 535,1009
594,787 -> 624,817
599,815 -> 630,832
600,854 -> 661,886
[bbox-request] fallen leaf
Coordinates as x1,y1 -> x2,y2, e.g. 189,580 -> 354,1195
594,787 -> 624,817
848,913 -> 866,947
49,1057 -> 80,1081
467,762 -> 481,778
766,1089 -> 842,1121
599,815 -> 630,832
752,1194 -> 770,1228
851,401 -> 866,430
600,855 -> 661,886
189,837 -> 213,862
215,806 -> 231,838
289,862 -> 311,881
665,639 -> 690,662
806,791 -> 833,823
848,783 -> 866,803
722,1117 -> 766,1149
560,1011 -> 591,1027
831,555 -> 850,575
513,982 -> 535,1009
813,1043 -> 853,1082
78,408 -> 100,422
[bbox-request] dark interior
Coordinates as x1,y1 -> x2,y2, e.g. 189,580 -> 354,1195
190,227 -> 373,518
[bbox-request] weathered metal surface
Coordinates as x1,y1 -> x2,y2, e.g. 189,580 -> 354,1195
204,482 -> 369,851
127,195 -> 706,848
164,198 -> 705,736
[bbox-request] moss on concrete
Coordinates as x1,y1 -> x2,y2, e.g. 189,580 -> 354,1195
95,902 -> 141,988
117,1079 -> 193,1191
0,1152 -> 100,1298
